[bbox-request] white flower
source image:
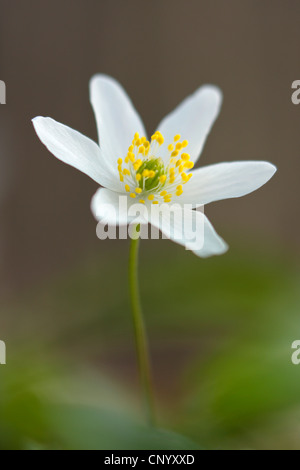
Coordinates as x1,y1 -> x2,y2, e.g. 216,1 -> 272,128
32,75 -> 276,257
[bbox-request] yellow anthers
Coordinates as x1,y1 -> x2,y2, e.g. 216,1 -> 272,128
181,172 -> 192,183
151,131 -> 164,145
118,130 -> 193,205
176,185 -> 183,196
157,135 -> 164,145
133,159 -> 142,171
128,152 -> 135,163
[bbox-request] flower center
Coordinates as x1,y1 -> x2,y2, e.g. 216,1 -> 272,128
117,131 -> 193,204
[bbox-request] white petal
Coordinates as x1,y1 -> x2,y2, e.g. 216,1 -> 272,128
149,206 -> 228,258
156,85 -> 222,164
90,75 -> 147,168
91,188 -> 148,226
178,161 -> 277,206
32,116 -> 122,191
192,212 -> 229,258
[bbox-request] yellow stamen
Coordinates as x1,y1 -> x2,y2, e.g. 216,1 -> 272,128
174,134 -> 181,142
125,184 -> 130,192
148,194 -> 154,201
135,187 -> 142,194
181,172 -> 188,182
130,193 -> 136,198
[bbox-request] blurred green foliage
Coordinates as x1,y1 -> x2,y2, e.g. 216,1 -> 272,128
1,237 -> 300,449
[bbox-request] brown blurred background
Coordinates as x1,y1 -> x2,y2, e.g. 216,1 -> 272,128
0,0 -> 298,293
1,0 -> 300,450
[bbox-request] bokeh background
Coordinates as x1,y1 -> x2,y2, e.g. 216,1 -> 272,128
0,0 -> 299,450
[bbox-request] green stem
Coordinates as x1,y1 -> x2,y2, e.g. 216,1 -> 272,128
129,232 -> 156,426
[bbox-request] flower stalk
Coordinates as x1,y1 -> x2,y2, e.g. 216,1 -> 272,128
129,230 -> 156,426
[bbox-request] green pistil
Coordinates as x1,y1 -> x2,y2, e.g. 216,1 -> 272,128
137,157 -> 166,191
